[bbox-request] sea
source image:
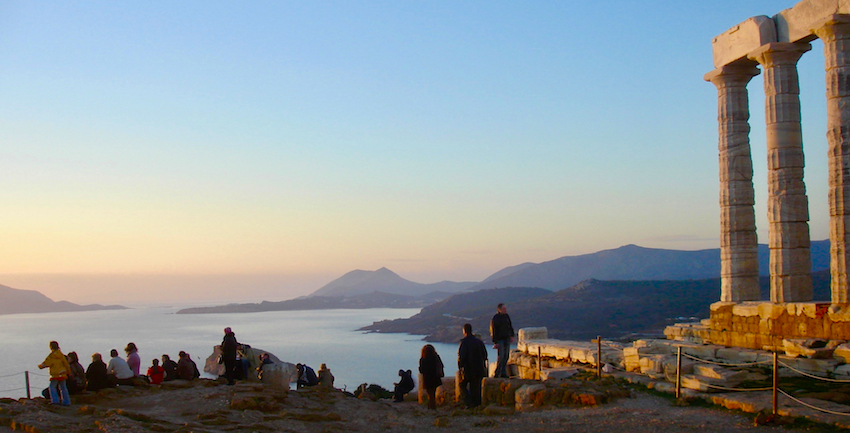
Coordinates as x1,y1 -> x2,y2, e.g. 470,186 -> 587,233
0,307 -> 493,399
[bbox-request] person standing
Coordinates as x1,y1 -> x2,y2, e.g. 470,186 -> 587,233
490,303 -> 514,378
221,327 -> 240,385
38,341 -> 71,406
458,323 -> 488,409
418,345 -> 444,410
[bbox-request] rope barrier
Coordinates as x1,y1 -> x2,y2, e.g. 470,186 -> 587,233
681,352 -> 771,367
0,372 -> 23,379
776,360 -> 850,383
700,382 -> 773,392
27,372 -> 49,378
0,387 -> 26,393
778,389 -> 850,417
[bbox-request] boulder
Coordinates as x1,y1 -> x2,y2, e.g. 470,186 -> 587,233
205,346 -> 288,378
514,384 -> 546,412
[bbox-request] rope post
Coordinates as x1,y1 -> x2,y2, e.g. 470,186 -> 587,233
25,371 -> 31,399
773,351 -> 778,416
676,346 -> 682,399
596,336 -> 602,378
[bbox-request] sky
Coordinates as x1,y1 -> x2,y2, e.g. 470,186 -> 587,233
0,1 -> 834,306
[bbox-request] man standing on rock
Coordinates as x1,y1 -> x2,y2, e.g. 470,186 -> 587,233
222,327 -> 240,385
490,303 -> 514,378
458,323 -> 488,409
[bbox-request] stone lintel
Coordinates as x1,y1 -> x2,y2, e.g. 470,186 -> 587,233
712,16 -> 777,68
775,0 -> 850,43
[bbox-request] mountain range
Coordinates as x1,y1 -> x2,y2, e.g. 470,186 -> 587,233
0,284 -> 127,315
178,240 -> 831,315
361,270 -> 833,343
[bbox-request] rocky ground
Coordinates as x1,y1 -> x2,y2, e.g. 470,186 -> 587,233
0,378 -> 839,433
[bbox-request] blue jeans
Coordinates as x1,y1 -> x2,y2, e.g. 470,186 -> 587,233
495,339 -> 511,378
49,379 -> 70,406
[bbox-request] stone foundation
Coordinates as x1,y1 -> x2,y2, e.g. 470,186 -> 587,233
665,301 -> 850,350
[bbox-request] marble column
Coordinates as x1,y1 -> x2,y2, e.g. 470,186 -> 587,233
749,42 -> 813,303
814,15 -> 850,304
705,63 -> 761,302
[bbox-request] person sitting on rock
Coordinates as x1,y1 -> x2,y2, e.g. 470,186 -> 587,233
66,352 -> 87,394
161,354 -> 178,381
256,353 -> 273,380
296,363 -> 318,389
317,363 -> 334,388
393,369 -> 414,402
125,342 -> 141,377
147,359 -> 165,385
107,349 -> 135,386
176,351 -> 199,380
85,353 -> 110,391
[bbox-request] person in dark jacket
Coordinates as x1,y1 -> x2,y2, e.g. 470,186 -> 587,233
85,352 -> 110,392
490,303 -> 514,378
176,351 -> 199,380
221,327 -> 240,385
393,369 -> 414,402
458,323 -> 488,409
418,344 -> 443,410
161,354 -> 178,381
296,363 -> 319,389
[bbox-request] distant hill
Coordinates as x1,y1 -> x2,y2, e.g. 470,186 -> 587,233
470,240 -> 830,292
0,284 -> 127,315
361,270 -> 832,342
309,267 -> 476,297
176,290 -> 454,314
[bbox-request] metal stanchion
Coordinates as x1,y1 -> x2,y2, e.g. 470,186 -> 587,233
676,346 -> 682,399
25,371 -> 31,399
773,351 -> 778,416
597,336 -> 602,378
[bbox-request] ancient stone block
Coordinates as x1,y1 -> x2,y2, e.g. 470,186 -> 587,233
775,1 -> 850,43
712,16 -> 777,68
518,327 -> 547,342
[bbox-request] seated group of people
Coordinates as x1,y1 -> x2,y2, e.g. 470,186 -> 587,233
295,363 -> 333,389
74,343 -> 201,393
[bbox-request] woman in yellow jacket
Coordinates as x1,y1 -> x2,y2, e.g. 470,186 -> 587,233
38,341 -> 71,406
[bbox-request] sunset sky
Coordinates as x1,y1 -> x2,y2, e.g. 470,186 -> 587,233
0,1 -> 833,306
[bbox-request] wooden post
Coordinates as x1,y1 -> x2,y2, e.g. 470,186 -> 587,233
675,346 -> 682,399
773,351 -> 778,415
589,337 -> 602,377
25,371 -> 31,399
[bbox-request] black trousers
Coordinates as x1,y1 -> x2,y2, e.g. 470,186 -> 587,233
460,375 -> 483,408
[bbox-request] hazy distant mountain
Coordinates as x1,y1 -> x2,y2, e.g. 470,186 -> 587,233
176,290 -> 447,314
471,240 -> 830,292
309,267 -> 476,297
0,284 -> 127,315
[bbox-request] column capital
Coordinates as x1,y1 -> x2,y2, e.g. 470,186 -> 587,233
748,42 -> 812,68
812,14 -> 850,42
704,63 -> 761,88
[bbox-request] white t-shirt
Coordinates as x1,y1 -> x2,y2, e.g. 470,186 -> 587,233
107,356 -> 134,380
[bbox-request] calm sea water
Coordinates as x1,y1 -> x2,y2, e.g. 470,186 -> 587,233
0,307 -> 493,399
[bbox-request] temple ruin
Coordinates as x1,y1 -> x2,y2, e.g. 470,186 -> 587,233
668,0 -> 850,350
